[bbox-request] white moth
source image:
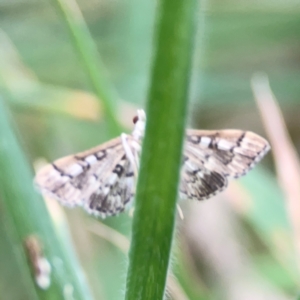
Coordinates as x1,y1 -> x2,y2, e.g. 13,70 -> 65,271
34,109 -> 270,218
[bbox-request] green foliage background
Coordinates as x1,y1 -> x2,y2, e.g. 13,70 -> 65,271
0,0 -> 299,299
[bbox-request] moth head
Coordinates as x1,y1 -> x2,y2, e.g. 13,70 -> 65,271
132,109 -> 146,140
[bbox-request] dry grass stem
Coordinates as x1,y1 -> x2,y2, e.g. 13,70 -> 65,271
252,73 -> 300,271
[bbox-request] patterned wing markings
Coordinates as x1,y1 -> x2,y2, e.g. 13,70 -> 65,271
34,136 -> 137,216
35,110 -> 270,217
180,130 -> 270,200
180,166 -> 228,201
86,157 -> 135,217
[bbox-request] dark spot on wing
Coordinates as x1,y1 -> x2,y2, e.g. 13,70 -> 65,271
133,115 -> 139,124
113,164 -> 124,177
74,156 -> 91,170
187,135 -> 200,144
96,150 -> 106,160
52,163 -> 73,179
237,132 -> 246,147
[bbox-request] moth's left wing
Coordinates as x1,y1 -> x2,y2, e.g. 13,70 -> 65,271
34,136 -> 137,217
180,129 -> 270,201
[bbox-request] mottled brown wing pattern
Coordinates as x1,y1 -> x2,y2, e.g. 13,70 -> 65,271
35,136 -> 136,217
35,126 -> 270,217
180,130 -> 270,201
86,155 -> 135,216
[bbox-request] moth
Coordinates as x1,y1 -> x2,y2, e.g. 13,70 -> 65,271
35,109 -> 270,218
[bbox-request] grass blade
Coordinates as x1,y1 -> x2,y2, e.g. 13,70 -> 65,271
125,0 -> 198,298
53,0 -> 121,135
0,97 -> 93,299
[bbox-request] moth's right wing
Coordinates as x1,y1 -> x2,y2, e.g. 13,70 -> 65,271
34,136 -> 137,217
180,130 -> 270,201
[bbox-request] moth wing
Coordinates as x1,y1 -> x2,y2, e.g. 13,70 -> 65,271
85,154 -> 136,217
35,136 -> 138,217
180,129 -> 270,200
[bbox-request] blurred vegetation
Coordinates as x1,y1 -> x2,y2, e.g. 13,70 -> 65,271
0,0 -> 300,299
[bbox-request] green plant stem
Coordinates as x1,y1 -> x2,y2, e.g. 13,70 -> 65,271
0,97 -> 93,299
125,0 -> 198,298
53,0 -> 121,135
